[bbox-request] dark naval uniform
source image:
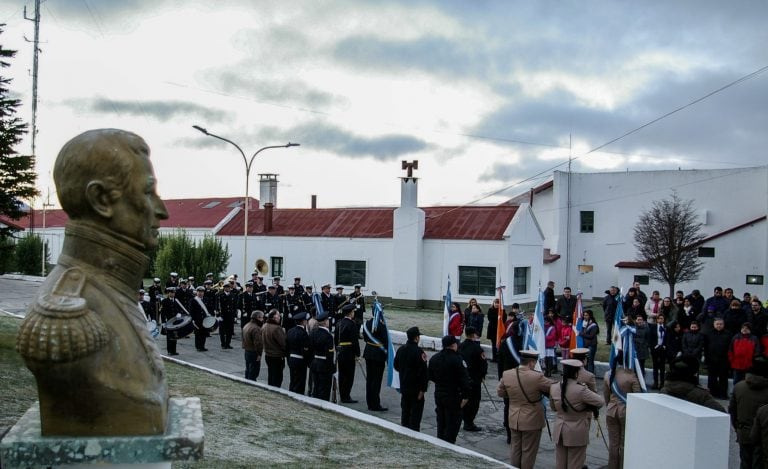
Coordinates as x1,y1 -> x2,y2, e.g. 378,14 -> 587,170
310,326 -> 336,401
189,294 -> 210,351
321,292 -> 336,328
362,317 -> 389,411
239,289 -> 257,329
429,344 -> 471,443
335,315 -> 361,402
216,288 -> 238,349
160,294 -> 183,355
286,322 -> 312,394
459,337 -> 488,430
349,289 -> 366,328
284,290 -> 304,331
394,340 -> 429,431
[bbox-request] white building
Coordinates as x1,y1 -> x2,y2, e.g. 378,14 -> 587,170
218,175 -> 544,308
509,166 -> 768,299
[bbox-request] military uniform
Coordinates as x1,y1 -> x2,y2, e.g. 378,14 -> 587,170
310,325 -> 336,401
286,315 -> 312,394
428,339 -> 471,444
160,292 -> 183,355
349,287 -> 366,328
321,290 -> 337,329
497,360 -> 554,469
394,332 -> 429,431
239,288 -> 257,329
335,314 -> 361,402
189,292 -> 210,351
216,287 -> 238,349
550,361 -> 605,469
148,281 -> 163,320
603,368 -> 641,469
284,289 -> 304,331
362,316 -> 389,411
459,337 -> 488,431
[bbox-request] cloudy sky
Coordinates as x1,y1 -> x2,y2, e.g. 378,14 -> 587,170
2,0 -> 767,209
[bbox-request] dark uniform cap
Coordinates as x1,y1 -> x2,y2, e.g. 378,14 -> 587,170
354,284 -> 362,289
305,286 -> 313,290
316,309 -> 329,321
293,311 -> 309,322
294,277 -> 301,281
268,285 -> 276,290
288,286 -> 295,290
342,303 -> 356,313
441,335 -> 458,348
336,286 -> 344,291
406,327 -> 421,340
222,283 -> 232,289
204,280 -> 213,285
245,282 -> 253,288
273,276 -> 281,281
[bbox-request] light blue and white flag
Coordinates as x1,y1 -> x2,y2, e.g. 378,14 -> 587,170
442,276 -> 451,337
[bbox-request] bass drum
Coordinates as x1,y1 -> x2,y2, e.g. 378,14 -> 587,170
164,315 -> 194,339
202,316 -> 219,333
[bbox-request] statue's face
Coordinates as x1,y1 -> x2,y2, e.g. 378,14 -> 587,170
109,155 -> 168,249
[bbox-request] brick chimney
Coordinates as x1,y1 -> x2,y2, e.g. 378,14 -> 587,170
264,203 -> 273,232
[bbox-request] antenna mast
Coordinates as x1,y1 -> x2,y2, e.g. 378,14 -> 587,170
24,0 -> 42,157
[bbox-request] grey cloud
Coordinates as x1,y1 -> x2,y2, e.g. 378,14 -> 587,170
273,122 -> 430,161
67,97 -> 227,123
209,71 -> 348,110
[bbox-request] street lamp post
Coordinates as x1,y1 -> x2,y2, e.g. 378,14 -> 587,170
192,125 -> 299,280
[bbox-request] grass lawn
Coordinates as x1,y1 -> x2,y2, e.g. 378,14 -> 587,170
0,315 -> 502,468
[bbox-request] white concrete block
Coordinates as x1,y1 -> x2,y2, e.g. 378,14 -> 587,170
624,393 -> 729,469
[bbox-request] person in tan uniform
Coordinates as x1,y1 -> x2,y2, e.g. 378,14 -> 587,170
570,347 -> 597,391
496,350 -> 554,469
550,359 -> 605,469
603,351 -> 641,469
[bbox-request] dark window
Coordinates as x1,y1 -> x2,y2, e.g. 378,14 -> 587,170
458,266 -> 496,296
270,257 -> 284,278
634,275 -> 650,285
336,260 -> 366,287
513,267 -> 530,295
580,211 -> 594,233
747,275 -> 764,285
698,247 -> 715,258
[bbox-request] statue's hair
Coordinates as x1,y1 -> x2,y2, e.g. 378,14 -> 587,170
54,129 -> 149,219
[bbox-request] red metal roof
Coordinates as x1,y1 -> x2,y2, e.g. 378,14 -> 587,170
0,215 -> 26,230
12,197 -> 257,230
423,206 -> 518,240
218,205 -> 520,240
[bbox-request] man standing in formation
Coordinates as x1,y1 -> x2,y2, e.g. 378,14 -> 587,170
497,350 -> 554,469
216,282 -> 237,349
336,303 -> 360,403
310,309 -> 335,401
286,311 -> 312,394
242,311 -> 264,381
350,284 -> 366,329
394,327 -> 429,431
362,308 -> 389,411
160,287 -> 182,356
189,286 -> 210,352
459,326 -> 487,432
429,336 -> 471,444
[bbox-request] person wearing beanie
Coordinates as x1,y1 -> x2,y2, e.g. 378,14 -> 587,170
428,335 -> 471,444
394,327 -> 429,431
730,356 -> 768,468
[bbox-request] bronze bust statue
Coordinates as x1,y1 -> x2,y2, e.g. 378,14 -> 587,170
16,129 -> 170,436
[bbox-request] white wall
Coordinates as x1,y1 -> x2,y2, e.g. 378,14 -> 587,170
538,166 -> 768,298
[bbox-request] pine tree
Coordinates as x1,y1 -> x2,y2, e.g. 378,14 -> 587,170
0,25 -> 38,247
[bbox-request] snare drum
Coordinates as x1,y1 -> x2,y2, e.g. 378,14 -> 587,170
146,319 -> 160,338
164,315 -> 194,339
202,316 -> 218,333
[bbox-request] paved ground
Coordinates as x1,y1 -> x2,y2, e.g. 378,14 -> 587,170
0,276 -> 741,468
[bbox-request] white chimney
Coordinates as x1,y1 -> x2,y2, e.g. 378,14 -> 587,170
400,160 -> 419,208
259,174 -> 279,208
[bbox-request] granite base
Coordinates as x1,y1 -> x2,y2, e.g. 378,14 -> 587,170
0,397 -> 203,468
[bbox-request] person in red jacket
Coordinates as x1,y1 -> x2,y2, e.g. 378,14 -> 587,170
558,317 -> 573,362
729,322 -> 761,385
544,316 -> 558,377
448,302 -> 464,340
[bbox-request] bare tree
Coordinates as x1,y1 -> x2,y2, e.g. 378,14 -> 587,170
633,192 -> 705,298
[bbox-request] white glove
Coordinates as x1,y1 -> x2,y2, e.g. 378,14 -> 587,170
176,313 -> 181,319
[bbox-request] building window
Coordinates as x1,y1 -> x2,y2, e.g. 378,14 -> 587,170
270,256 -> 284,278
513,267 -> 530,295
458,266 -> 496,296
747,275 -> 764,285
698,247 -> 715,258
634,275 -> 650,285
580,211 -> 594,233
336,260 -> 366,286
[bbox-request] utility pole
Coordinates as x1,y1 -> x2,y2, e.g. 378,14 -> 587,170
24,0 -> 42,158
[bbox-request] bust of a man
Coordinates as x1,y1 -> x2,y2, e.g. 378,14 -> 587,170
16,129 -> 169,436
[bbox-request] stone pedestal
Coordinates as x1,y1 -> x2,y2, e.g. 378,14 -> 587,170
624,393 -> 728,469
0,397 -> 203,468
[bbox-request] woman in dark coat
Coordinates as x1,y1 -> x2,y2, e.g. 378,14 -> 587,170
486,298 -> 507,362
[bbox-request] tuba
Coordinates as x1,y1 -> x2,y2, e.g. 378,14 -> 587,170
255,259 -> 269,276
